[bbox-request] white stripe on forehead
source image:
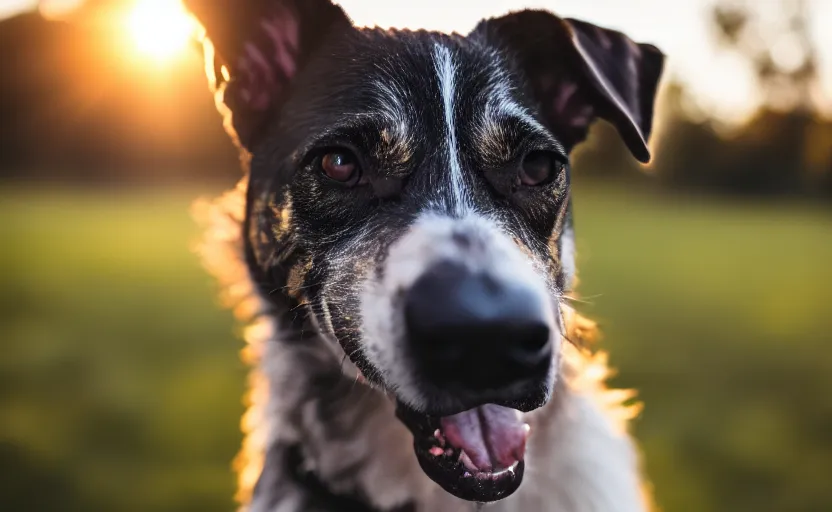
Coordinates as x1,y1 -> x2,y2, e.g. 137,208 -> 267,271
433,44 -> 470,216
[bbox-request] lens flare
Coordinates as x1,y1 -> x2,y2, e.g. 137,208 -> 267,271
127,0 -> 195,62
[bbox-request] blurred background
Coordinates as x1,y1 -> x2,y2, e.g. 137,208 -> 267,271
1,0 -> 830,511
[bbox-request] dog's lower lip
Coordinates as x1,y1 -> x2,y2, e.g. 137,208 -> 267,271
414,441 -> 526,502
456,450 -> 520,477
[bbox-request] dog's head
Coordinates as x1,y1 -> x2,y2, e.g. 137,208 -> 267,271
186,0 -> 663,503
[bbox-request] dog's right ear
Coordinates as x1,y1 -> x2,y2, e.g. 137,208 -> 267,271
185,0 -> 351,150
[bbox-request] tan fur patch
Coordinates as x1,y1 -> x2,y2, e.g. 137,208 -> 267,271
269,191 -> 293,240
286,258 -> 313,300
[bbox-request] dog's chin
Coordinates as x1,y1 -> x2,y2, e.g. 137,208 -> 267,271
396,401 -> 530,503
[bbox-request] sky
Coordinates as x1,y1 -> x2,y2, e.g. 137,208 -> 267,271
0,0 -> 33,19
3,0 -> 831,122
336,0 -> 832,122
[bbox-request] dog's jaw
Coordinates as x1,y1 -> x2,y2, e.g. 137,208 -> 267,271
250,303 -> 648,511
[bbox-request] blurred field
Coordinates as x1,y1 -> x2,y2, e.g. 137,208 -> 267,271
573,185 -> 832,512
1,184 -> 831,512
0,187 -> 244,512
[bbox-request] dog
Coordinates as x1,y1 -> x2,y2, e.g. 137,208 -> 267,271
185,1 -> 664,510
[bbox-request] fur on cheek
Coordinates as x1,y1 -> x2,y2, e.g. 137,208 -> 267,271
359,278 -> 420,403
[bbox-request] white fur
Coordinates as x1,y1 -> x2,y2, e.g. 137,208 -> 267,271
433,44 -> 470,216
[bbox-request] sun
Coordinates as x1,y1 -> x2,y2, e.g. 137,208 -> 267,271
127,0 -> 196,62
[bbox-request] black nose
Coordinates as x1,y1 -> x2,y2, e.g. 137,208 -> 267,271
404,261 -> 552,393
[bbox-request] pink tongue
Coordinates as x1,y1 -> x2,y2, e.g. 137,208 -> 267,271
439,404 -> 529,472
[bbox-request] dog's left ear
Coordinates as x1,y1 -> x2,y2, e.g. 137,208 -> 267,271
185,0 -> 352,150
473,11 -> 664,162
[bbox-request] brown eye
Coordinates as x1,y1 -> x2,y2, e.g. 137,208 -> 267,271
320,151 -> 359,183
520,151 -> 562,186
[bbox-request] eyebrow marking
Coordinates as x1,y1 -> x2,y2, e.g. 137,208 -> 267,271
433,44 -> 469,216
490,86 -> 543,131
302,111 -> 413,165
476,55 -> 562,161
372,79 -> 410,141
372,79 -> 415,165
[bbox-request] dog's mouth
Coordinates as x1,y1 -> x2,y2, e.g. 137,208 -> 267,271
396,402 -> 529,502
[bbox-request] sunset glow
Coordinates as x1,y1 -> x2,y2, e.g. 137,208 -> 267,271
39,0 -> 84,19
0,0 -> 823,121
127,0 -> 195,62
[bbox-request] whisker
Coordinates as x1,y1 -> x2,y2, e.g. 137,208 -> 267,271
557,304 -> 587,351
269,279 -> 327,297
561,294 -> 587,304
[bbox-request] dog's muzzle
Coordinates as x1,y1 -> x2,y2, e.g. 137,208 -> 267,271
360,214 -> 558,502
397,260 -> 553,502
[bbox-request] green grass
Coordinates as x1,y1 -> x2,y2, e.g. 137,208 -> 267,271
0,187 -> 245,512
1,184 -> 831,511
573,185 -> 832,512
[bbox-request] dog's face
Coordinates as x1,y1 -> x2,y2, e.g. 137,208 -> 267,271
187,0 -> 663,503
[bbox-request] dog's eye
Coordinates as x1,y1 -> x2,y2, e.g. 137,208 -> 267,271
320,150 -> 359,183
520,151 -> 563,187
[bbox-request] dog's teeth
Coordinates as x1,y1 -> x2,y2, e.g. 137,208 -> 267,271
433,428 -> 446,446
513,409 -> 523,421
523,423 -> 531,434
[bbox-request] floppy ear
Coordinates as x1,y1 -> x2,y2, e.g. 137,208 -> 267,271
473,11 -> 664,162
184,0 -> 352,150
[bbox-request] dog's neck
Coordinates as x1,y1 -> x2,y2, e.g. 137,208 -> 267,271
248,309 -> 437,511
